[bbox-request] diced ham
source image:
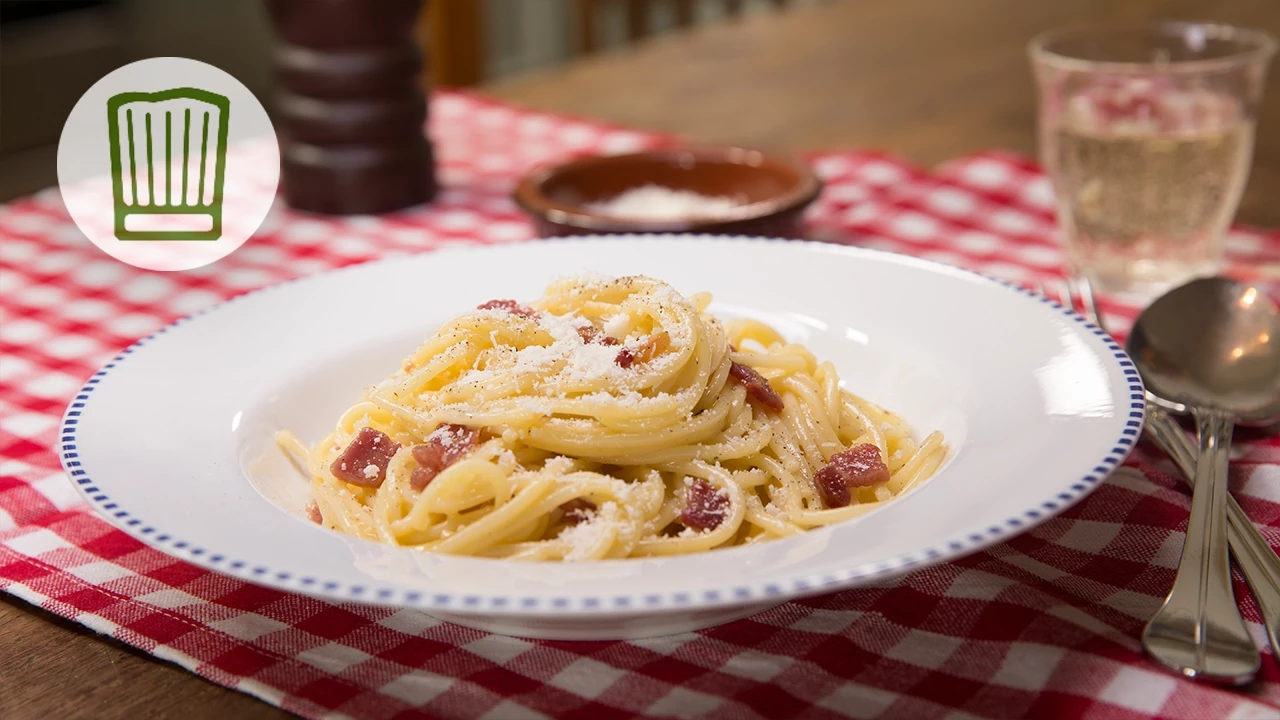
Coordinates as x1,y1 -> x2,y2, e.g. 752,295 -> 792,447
477,299 -> 538,319
729,361 -> 784,411
577,324 -> 620,346
305,502 -> 323,524
680,478 -> 730,531
410,424 -> 480,490
559,498 -> 596,525
409,466 -> 434,491
615,331 -> 670,368
330,427 -> 400,487
813,443 -> 891,508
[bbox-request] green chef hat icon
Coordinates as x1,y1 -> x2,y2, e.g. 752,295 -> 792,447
107,88 -> 230,241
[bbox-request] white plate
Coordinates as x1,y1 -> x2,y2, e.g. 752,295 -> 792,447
62,236 -> 1144,640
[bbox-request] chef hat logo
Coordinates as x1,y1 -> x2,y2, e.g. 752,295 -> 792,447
58,57 -> 278,272
106,88 -> 230,241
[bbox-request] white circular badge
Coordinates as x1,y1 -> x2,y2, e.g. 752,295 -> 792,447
58,57 -> 279,272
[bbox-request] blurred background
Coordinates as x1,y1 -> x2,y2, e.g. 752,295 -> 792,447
2,0 -> 1279,220
0,0 -> 803,201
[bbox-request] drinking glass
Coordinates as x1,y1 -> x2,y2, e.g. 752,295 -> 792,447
1030,22 -> 1275,300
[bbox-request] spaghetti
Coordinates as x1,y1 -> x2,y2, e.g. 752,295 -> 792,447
277,275 -> 946,561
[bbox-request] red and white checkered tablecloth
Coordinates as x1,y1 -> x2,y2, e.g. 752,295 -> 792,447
5,89 -> 1280,720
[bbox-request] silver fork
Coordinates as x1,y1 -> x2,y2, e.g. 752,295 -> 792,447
1041,275 -> 1280,670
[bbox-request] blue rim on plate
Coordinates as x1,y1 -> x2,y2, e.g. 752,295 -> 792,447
59,236 -> 1146,613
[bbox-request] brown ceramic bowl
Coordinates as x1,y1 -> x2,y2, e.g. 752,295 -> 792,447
513,147 -> 822,238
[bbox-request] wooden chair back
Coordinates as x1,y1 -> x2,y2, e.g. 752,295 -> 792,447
422,0 -> 794,87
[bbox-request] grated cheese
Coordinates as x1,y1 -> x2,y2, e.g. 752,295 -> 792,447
415,277 -> 699,415
429,425 -> 466,449
603,313 -> 629,337
517,397 -> 554,414
584,185 -> 745,221
559,500 -> 622,560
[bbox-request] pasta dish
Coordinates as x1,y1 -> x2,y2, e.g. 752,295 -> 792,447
277,275 -> 946,561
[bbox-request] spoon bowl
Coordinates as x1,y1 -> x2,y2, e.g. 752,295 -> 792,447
1129,277 -> 1280,420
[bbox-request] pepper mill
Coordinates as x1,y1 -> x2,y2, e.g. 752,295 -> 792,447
265,0 -> 437,215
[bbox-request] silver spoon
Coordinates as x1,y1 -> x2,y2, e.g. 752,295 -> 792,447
1049,276 -> 1280,670
1128,276 -> 1280,684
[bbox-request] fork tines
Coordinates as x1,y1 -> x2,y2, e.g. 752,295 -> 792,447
1038,275 -> 1108,334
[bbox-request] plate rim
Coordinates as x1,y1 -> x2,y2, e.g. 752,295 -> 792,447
59,234 -> 1147,615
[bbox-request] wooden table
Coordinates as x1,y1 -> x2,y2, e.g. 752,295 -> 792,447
489,0 -> 1280,227
5,1 -> 1280,718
